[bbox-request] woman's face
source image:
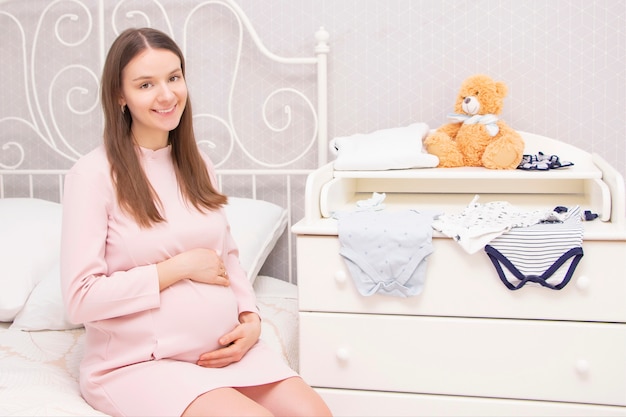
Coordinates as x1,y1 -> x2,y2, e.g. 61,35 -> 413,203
119,47 -> 187,148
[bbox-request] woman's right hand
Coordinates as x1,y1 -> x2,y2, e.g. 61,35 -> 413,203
157,248 -> 230,291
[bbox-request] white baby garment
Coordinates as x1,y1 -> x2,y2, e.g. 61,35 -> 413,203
335,209 -> 435,297
432,195 -> 553,254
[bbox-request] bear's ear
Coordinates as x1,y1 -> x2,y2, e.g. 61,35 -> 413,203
495,81 -> 508,97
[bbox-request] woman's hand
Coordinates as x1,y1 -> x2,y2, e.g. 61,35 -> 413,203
196,312 -> 262,368
157,248 -> 229,290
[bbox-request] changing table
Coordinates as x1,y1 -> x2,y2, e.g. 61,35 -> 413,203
292,131 -> 626,416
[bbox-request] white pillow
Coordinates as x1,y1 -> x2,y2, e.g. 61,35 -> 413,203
11,262 -> 80,331
0,198 -> 62,322
10,197 -> 287,331
224,197 -> 288,283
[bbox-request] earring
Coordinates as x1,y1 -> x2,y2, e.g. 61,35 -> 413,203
121,104 -> 126,114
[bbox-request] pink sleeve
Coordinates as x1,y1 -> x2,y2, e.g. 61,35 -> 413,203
223,226 -> 259,316
60,155 -> 161,325
203,153 -> 259,317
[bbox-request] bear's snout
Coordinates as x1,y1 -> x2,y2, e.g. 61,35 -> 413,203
461,96 -> 480,115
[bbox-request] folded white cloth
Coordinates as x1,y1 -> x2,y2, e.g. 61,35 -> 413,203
330,122 -> 439,170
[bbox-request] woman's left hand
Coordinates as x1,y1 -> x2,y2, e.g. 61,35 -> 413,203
196,312 -> 261,368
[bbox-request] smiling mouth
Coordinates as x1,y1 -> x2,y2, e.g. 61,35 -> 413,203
153,105 -> 176,114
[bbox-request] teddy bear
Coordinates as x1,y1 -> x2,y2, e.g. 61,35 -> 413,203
423,74 -> 525,170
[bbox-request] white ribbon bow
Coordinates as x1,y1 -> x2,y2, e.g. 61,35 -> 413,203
447,113 -> 500,136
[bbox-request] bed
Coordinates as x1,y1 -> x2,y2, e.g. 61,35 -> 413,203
0,0 -> 329,415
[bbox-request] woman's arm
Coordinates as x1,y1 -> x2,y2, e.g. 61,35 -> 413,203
60,154 -> 161,324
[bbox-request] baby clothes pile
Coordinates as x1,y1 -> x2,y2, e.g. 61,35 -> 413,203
517,152 -> 574,170
433,195 -> 585,291
329,123 -> 439,170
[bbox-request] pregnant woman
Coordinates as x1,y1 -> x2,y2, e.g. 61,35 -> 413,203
60,27 -> 331,417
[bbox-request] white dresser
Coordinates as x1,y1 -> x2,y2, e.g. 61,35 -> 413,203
292,132 -> 626,416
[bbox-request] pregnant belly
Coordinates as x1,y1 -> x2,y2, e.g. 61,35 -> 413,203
151,280 -> 240,362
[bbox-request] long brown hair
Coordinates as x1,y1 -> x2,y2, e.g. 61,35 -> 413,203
101,27 -> 227,227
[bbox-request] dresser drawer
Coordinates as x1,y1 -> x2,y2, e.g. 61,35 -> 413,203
296,235 -> 626,322
317,387 -> 626,417
299,312 -> 626,406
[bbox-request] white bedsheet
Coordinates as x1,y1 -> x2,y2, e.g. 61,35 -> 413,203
0,276 -> 298,416
0,324 -> 105,416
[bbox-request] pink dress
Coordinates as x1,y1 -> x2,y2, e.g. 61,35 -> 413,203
60,145 -> 297,417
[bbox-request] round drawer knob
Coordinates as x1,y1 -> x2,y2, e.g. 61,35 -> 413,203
575,359 -> 590,376
336,347 -> 350,362
334,270 -> 348,285
576,275 -> 590,291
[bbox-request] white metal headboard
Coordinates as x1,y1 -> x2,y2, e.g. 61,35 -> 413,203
0,0 -> 329,283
